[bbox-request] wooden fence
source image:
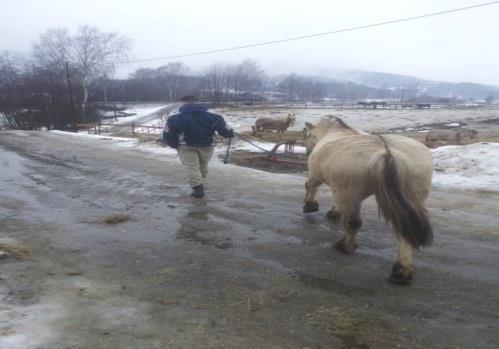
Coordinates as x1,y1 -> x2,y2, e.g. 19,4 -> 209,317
77,123 -> 163,137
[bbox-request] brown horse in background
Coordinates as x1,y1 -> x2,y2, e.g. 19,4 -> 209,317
303,116 -> 433,284
425,128 -> 477,146
253,114 -> 295,133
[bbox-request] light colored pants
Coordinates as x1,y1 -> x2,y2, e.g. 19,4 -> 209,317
177,145 -> 215,187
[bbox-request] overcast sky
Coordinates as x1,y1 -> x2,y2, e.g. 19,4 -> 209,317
1,0 -> 498,85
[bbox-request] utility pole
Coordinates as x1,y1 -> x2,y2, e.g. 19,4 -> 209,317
65,62 -> 77,131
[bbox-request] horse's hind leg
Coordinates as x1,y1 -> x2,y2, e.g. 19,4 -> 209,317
332,192 -> 362,254
303,177 -> 321,213
327,203 -> 341,220
389,233 -> 414,284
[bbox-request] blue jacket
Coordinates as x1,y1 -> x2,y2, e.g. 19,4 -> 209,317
164,103 -> 234,148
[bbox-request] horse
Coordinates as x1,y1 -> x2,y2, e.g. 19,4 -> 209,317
425,128 -> 477,146
303,116 -> 433,284
368,101 -> 387,109
253,114 -> 296,133
415,103 -> 431,109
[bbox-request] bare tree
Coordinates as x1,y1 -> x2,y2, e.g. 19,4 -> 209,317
204,63 -> 227,104
158,62 -> 189,102
236,59 -> 266,96
33,25 -> 131,116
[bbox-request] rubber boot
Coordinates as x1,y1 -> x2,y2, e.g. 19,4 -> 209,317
190,184 -> 205,199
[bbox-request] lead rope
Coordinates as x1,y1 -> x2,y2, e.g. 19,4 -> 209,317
223,132 -> 275,164
223,137 -> 232,164
234,132 -> 271,153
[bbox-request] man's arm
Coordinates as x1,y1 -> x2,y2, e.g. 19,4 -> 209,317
213,115 -> 234,138
164,117 -> 181,148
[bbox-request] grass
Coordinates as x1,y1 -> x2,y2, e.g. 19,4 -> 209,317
103,214 -> 131,225
0,241 -> 32,258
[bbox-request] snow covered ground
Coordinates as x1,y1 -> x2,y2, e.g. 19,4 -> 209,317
231,139 -> 307,154
61,104 -> 499,193
432,142 -> 499,192
50,130 -> 178,159
103,103 -> 175,126
215,107 -> 499,133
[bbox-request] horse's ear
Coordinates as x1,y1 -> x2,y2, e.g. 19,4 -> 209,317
305,122 -> 314,130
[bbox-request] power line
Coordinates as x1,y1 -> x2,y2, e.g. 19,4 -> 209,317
125,1 -> 499,64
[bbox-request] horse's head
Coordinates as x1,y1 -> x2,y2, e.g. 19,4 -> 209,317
304,116 -> 358,155
303,123 -> 318,155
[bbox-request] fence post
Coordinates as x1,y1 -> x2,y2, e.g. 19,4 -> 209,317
97,122 -> 101,135
65,62 -> 77,132
131,123 -> 135,137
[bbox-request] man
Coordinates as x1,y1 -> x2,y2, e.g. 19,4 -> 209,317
164,95 -> 234,198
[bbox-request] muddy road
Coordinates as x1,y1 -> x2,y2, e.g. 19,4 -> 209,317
0,131 -> 498,349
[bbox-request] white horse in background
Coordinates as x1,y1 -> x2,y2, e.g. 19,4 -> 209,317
303,116 -> 433,284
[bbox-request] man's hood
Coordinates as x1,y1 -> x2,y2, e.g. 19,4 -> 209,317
179,103 -> 208,113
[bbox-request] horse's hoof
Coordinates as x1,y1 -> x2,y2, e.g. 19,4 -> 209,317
334,239 -> 357,254
388,262 -> 413,285
303,201 -> 319,213
326,209 -> 341,220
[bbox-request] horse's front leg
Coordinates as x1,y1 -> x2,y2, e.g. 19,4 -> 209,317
303,178 -> 321,213
389,234 -> 414,284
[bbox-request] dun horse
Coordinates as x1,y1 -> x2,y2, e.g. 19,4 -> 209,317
425,128 -> 477,146
253,114 -> 296,132
303,116 -> 433,284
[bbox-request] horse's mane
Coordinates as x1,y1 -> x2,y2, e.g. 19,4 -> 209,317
328,116 -> 353,131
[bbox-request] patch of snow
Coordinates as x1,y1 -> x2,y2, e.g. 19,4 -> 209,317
431,143 -> 499,192
3,130 -> 29,137
213,107 -> 499,133
0,112 -> 7,128
49,130 -> 178,158
446,122 -> 460,127
106,104 -> 172,125
232,139 -> 306,154
50,130 -> 139,147
0,297 -> 67,349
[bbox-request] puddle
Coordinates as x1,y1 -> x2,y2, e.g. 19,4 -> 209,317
334,333 -> 370,349
295,273 -> 375,297
176,227 -> 233,250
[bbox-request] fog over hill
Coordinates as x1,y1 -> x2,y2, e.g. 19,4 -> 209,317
297,68 -> 499,100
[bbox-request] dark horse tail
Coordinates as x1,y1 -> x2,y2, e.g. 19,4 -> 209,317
372,136 -> 433,248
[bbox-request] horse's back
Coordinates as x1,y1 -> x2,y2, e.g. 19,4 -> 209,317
310,134 -> 432,191
383,135 -> 433,185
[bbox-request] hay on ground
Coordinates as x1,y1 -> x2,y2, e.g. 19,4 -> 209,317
103,214 -> 131,225
0,240 -> 32,258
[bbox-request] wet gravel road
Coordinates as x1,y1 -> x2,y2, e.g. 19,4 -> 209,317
0,131 -> 498,349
